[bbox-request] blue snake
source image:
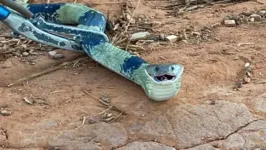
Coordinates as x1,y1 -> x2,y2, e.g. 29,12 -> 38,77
0,0 -> 184,101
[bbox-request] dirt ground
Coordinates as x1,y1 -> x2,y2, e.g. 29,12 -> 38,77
1,0 -> 266,149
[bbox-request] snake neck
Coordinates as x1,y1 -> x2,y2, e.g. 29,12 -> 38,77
82,42 -> 149,84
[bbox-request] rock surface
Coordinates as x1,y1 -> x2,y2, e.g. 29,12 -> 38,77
115,141 -> 176,150
166,101 -> 254,149
7,122 -> 128,149
222,120 -> 266,149
254,93 -> 266,112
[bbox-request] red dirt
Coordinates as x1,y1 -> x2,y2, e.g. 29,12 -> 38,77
1,0 -> 266,149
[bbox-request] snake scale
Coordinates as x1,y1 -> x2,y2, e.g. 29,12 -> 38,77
0,0 -> 184,101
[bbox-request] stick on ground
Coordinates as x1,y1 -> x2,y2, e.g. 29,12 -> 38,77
8,55 -> 87,87
83,90 -> 126,115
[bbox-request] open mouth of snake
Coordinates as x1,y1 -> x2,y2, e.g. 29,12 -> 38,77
154,74 -> 176,81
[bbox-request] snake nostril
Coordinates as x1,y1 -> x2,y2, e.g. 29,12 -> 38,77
155,66 -> 159,72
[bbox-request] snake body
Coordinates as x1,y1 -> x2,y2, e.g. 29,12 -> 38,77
0,1 -> 184,101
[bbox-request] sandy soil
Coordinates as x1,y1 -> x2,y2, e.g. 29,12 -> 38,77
1,0 -> 266,149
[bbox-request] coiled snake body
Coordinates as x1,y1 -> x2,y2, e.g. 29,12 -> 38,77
0,1 -> 184,101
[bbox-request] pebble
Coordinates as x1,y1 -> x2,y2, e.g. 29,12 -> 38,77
166,35 -> 178,42
22,51 -> 29,57
250,14 -> 262,21
160,34 -> 166,41
223,20 -> 236,27
250,17 -> 255,22
130,32 -> 150,41
243,76 -> 251,84
258,10 -> 266,16
0,108 -> 11,116
48,51 -> 65,60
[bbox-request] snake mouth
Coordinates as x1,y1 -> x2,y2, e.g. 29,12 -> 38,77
154,74 -> 176,82
145,64 -> 183,84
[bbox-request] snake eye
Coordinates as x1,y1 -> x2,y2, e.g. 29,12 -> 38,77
171,66 -> 175,71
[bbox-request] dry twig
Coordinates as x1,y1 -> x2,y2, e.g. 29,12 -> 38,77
8,55 -> 86,87
83,90 -> 126,115
76,116 -> 86,129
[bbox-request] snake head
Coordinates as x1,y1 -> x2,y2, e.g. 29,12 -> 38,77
141,64 -> 184,101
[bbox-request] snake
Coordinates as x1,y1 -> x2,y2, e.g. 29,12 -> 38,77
0,0 -> 184,101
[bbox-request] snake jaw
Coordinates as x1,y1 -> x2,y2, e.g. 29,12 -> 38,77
141,64 -> 184,101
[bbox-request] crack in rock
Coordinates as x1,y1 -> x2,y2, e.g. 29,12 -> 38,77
165,100 -> 254,149
222,119 -> 266,149
182,119 -> 262,149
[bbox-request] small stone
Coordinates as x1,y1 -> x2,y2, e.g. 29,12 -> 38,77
107,113 -> 112,118
48,51 -> 65,60
166,35 -> 178,42
130,32 -> 150,41
250,17 -> 255,22
246,71 -> 252,77
48,51 -> 57,56
243,76 -> 251,84
250,14 -> 262,21
0,108 -> 11,116
159,34 -> 166,41
22,52 -> 29,57
224,20 -> 236,27
258,10 -> 266,16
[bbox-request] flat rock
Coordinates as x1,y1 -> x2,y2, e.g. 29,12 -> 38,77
115,141 -> 176,150
222,120 -> 266,149
166,35 -> 178,42
166,101 -> 254,149
254,93 -> 266,112
224,20 -> 236,27
138,115 -> 176,145
7,122 -> 128,149
48,122 -> 128,149
130,32 -> 150,41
